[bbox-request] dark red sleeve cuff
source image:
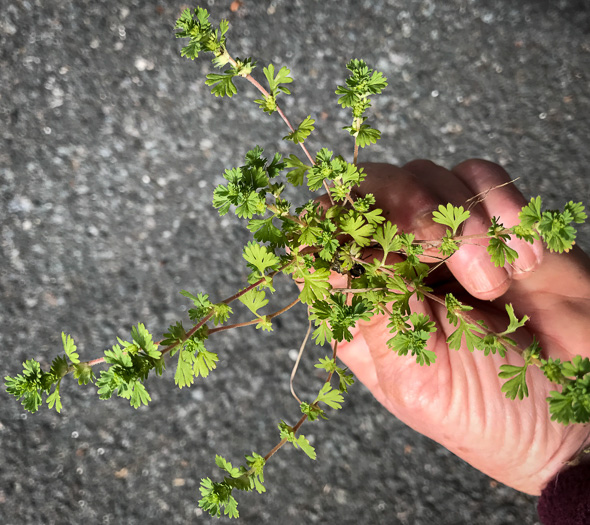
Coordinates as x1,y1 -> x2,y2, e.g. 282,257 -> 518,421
537,460 -> 590,525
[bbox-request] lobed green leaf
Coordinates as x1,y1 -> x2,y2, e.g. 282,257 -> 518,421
283,115 -> 315,144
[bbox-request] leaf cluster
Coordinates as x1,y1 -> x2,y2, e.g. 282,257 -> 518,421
487,216 -> 519,267
95,324 -> 163,409
541,356 -> 590,423
315,357 -> 355,393
497,339 -> 541,400
387,312 -> 437,366
179,290 -> 231,325
279,421 -> 317,460
213,146 -> 285,220
254,64 -> 293,115
5,332 -> 94,413
336,59 -> 388,148
307,148 -> 366,194
205,57 -> 256,98
300,382 -> 346,422
515,197 -> 586,253
175,7 -> 229,62
309,293 -> 373,345
199,453 -> 266,519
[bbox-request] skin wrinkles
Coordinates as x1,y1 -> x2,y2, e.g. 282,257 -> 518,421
301,159 -> 590,496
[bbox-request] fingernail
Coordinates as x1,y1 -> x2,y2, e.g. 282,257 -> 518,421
451,248 -> 512,299
469,258 -> 511,295
507,237 -> 543,275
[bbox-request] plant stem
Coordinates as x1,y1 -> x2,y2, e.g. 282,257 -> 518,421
81,263 -> 293,368
262,413 -> 308,463
351,256 -> 529,359
290,318 -> 312,404
227,56 -> 315,166
256,340 -> 340,469
266,203 -> 306,226
331,287 -> 388,294
412,229 -> 512,249
208,296 -> 301,334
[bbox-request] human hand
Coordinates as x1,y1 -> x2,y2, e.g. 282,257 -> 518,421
329,159 -> 590,495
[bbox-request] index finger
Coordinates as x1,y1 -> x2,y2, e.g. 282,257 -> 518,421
355,161 -> 512,300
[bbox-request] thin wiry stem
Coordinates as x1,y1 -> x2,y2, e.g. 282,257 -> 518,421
290,317 -> 312,404
82,263 -> 293,368
208,296 -> 300,335
227,56 -> 316,166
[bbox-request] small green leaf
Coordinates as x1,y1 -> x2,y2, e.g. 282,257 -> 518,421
247,217 -> 287,247
129,379 -> 151,408
315,356 -> 337,373
243,242 -> 280,278
362,208 -> 385,226
501,304 -> 529,335
238,288 -> 268,315
432,203 -> 470,234
211,303 -> 233,325
518,196 -> 543,229
564,201 -> 587,223
354,124 -> 381,148
283,116 -> 315,144
205,71 -> 238,97
446,321 -> 484,352
73,363 -> 95,385
300,401 -> 326,421
312,321 -> 332,346
264,64 -> 293,96
50,355 -> 69,379
373,222 -> 400,261
131,323 -> 160,358
175,347 -> 195,388
254,316 -> 273,331
215,455 -> 241,477
46,383 -> 62,413
498,364 -> 529,400
245,452 -> 266,493
284,154 -> 310,186
278,421 -> 317,460
561,355 -> 590,378
180,290 -> 213,322
445,293 -> 473,325
96,369 -> 119,400
194,346 -> 218,378
338,212 -> 375,247
62,332 -> 79,364
297,267 -> 331,304
314,383 -> 344,410
487,237 -> 519,267
295,435 -> 317,460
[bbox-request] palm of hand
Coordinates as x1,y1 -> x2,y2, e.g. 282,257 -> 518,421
331,160 -> 590,494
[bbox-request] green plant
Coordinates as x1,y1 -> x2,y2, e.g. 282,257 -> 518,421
4,6 -> 589,519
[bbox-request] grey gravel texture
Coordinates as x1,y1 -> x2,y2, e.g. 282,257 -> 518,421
1,0 -> 589,524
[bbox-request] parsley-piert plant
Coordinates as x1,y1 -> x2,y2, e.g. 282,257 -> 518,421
5,6 -> 590,519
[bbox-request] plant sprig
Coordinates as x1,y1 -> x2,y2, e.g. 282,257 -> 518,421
4,5 -> 589,520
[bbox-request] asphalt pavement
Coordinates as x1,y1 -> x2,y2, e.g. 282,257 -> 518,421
1,1 -> 589,524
